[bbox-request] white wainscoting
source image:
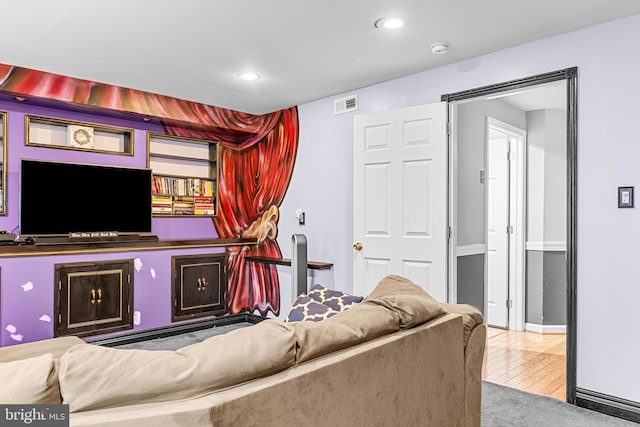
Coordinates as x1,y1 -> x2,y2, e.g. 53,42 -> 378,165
456,244 -> 487,257
525,241 -> 567,252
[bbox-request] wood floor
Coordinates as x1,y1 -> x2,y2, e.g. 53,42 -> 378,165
482,327 -> 566,400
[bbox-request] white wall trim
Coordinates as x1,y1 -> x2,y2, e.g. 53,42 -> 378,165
456,244 -> 487,257
448,103 -> 459,304
525,322 -> 567,334
526,241 -> 567,251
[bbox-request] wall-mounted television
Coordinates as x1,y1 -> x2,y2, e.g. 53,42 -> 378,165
20,159 -> 152,237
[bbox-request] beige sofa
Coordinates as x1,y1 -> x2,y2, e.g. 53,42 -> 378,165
0,275 -> 486,427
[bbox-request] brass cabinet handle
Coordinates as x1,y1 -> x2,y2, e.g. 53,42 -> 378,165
90,288 -> 103,304
197,277 -> 207,291
353,242 -> 363,251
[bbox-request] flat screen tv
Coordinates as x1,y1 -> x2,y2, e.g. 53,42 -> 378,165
20,159 -> 152,237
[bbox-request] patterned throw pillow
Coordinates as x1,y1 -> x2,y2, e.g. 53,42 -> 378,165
286,285 -> 364,322
307,284 -> 364,311
286,295 -> 339,322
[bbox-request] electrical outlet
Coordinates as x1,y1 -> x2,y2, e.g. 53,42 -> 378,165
295,209 -> 306,225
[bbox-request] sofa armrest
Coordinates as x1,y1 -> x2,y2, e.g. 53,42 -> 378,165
463,323 -> 486,427
440,303 -> 485,427
440,303 -> 484,349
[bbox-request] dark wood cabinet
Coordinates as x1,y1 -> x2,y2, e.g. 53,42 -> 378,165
172,253 -> 228,321
54,259 -> 133,337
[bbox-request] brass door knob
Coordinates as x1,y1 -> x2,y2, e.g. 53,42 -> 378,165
353,242 -> 363,251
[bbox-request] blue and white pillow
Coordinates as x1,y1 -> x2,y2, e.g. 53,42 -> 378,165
286,285 -> 364,322
308,284 -> 364,312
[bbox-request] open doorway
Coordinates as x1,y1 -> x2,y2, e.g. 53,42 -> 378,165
443,68 -> 577,402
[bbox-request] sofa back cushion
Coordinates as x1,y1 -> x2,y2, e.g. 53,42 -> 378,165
0,353 -> 60,404
292,301 -> 399,363
58,320 -> 296,412
365,275 -> 446,328
0,336 -> 84,363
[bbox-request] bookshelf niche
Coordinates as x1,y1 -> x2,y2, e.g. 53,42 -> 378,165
25,115 -> 134,155
147,132 -> 218,217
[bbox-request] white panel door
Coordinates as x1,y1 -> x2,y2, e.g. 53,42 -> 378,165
487,134 -> 510,327
353,102 -> 448,301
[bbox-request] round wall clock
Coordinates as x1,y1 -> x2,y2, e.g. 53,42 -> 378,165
68,125 -> 94,148
73,128 -> 92,146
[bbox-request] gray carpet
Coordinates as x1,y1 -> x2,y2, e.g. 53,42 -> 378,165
113,322 -> 252,351
483,381 -> 638,426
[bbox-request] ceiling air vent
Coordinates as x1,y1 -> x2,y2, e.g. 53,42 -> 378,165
334,94 -> 358,115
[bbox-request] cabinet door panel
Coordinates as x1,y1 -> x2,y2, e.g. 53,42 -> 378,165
198,263 -> 222,309
180,263 -> 208,311
66,272 -> 99,328
94,269 -> 126,325
55,260 -> 133,337
172,254 -> 228,321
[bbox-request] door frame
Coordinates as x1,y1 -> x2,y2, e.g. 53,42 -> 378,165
442,66 -> 578,403
486,117 -> 527,331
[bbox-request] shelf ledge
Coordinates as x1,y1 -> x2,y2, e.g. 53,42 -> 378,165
245,256 -> 333,270
0,237 -> 257,258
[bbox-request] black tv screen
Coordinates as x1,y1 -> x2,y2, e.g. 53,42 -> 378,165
20,159 -> 152,237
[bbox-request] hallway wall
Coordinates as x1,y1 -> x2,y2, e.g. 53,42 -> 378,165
281,14 -> 640,403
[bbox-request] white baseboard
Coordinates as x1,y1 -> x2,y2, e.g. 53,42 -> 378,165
525,323 -> 566,334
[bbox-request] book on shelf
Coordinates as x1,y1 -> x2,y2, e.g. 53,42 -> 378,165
202,180 -> 215,197
152,194 -> 172,214
151,175 -> 216,215
152,176 -> 215,196
173,208 -> 194,215
152,206 -> 173,214
173,196 -> 194,215
193,178 -> 201,196
152,195 -> 172,204
153,176 -> 172,195
194,196 -> 215,215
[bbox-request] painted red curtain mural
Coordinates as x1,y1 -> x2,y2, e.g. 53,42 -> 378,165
164,110 -> 298,316
0,64 -> 299,316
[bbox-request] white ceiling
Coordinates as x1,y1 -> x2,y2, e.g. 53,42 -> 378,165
1,1 -> 639,115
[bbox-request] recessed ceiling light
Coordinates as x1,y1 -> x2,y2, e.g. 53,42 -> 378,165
237,72 -> 261,81
374,17 -> 405,30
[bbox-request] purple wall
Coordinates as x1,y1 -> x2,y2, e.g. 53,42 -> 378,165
0,99 -> 224,346
1,247 -> 225,347
0,99 -> 219,241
